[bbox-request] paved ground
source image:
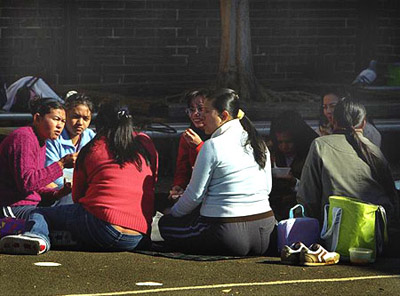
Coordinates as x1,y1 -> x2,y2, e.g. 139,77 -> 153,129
1,250 -> 400,296
2,171 -> 400,296
2,174 -> 399,296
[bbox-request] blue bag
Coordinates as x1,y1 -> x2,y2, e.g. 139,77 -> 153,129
277,204 -> 320,251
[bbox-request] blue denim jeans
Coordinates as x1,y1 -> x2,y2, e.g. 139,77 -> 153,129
24,204 -> 144,252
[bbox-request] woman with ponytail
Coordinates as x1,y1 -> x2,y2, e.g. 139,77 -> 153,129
298,98 -> 398,225
154,88 -> 274,256
0,101 -> 158,255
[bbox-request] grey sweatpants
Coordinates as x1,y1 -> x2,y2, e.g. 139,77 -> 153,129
158,210 -> 275,256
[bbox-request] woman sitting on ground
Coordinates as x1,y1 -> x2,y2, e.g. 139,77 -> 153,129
169,88 -> 209,200
45,92 -> 95,205
0,101 -> 158,255
153,88 -> 275,256
298,98 -> 399,225
268,110 -> 318,220
0,97 -> 76,220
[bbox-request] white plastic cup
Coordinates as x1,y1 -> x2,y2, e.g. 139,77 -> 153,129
272,167 -> 291,177
63,170 -> 73,185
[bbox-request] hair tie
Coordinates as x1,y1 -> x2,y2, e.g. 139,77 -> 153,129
65,90 -> 78,100
237,109 -> 245,120
117,109 -> 131,119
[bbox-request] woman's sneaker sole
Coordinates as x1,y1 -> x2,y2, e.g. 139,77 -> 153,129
0,235 -> 46,255
302,255 -> 340,266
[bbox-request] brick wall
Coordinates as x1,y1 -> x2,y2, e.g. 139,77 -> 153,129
0,0 -> 399,96
0,0 -> 65,84
377,0 -> 400,78
251,0 -> 360,83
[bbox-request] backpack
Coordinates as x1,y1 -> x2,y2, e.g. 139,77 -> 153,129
10,76 -> 40,112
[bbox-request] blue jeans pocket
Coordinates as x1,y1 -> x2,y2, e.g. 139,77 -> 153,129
79,212 -> 143,251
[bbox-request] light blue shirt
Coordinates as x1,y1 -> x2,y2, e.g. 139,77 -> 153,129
171,119 -> 272,218
45,128 -> 95,188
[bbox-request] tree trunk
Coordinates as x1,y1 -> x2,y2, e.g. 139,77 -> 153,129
217,0 -> 271,101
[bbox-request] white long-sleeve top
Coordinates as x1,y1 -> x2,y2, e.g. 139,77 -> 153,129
171,119 -> 272,218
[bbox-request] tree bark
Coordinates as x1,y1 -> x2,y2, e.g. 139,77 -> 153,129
217,0 -> 271,101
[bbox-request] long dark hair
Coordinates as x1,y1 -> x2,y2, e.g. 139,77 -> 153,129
270,110 -> 318,158
333,98 -> 396,198
206,88 -> 267,169
29,97 -> 64,116
76,101 -> 152,170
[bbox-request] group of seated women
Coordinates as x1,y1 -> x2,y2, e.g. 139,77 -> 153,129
0,88 -> 398,256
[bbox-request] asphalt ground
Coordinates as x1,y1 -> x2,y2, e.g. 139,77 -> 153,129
2,171 -> 400,296
1,250 -> 400,296
2,177 -> 400,296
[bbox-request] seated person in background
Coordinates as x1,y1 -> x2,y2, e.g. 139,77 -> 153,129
298,98 -> 399,225
169,89 -> 209,199
154,88 -> 275,256
319,92 -> 382,147
268,110 -> 319,220
0,97 -> 76,220
45,92 -> 95,205
0,101 -> 158,255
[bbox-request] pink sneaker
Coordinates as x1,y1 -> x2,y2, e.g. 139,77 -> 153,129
0,234 -> 47,255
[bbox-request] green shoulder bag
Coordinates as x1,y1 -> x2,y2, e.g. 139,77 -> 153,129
320,196 -> 388,261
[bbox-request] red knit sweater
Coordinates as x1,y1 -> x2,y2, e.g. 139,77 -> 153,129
0,126 -> 62,207
72,133 -> 158,235
172,134 -> 203,189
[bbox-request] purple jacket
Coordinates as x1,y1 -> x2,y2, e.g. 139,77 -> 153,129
0,126 -> 62,206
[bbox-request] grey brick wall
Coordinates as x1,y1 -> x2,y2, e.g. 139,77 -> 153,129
0,0 -> 399,96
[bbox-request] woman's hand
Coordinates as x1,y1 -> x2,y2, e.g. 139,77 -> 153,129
169,185 -> 184,201
58,152 -> 78,169
53,181 -> 72,199
182,128 -> 202,148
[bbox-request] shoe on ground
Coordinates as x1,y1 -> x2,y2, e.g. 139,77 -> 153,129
281,241 -> 309,265
0,234 -> 47,255
300,243 -> 340,266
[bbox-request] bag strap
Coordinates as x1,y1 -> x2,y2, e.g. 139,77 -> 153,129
376,206 -> 388,255
289,204 -> 305,219
320,204 -> 342,251
380,206 -> 388,243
